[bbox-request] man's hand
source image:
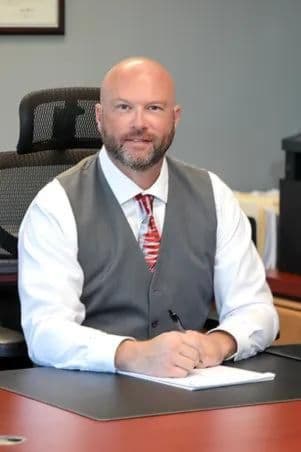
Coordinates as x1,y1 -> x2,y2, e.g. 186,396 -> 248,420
189,330 -> 237,368
115,330 -> 237,377
115,331 -> 201,377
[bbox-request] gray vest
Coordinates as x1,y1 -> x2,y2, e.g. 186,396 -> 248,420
57,153 -> 217,339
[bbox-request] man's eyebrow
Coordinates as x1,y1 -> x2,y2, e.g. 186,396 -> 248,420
146,101 -> 168,106
112,98 -> 131,103
111,98 -> 168,106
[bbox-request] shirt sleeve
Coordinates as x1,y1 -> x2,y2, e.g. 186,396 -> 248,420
209,172 -> 279,360
18,179 -> 131,372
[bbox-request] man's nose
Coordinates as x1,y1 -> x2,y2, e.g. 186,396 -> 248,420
132,109 -> 147,129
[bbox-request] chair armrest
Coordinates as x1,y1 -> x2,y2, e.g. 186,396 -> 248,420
0,326 -> 27,358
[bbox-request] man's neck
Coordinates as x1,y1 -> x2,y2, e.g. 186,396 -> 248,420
108,156 -> 164,190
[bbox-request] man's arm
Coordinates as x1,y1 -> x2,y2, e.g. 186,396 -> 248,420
18,179 -> 129,372
209,172 -> 279,360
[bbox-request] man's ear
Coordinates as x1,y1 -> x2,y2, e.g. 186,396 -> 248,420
95,103 -> 102,133
174,104 -> 181,128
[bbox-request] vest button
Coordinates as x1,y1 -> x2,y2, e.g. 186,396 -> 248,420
151,320 -> 159,328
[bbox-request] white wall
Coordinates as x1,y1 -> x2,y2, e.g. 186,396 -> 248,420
1,0 -> 301,190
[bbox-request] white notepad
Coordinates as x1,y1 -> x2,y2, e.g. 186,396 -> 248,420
119,365 -> 275,391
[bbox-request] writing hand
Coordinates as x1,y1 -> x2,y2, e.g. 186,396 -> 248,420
115,330 -> 237,377
185,330 -> 237,368
115,331 -> 202,377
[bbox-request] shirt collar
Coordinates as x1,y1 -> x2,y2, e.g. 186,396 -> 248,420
99,147 -> 168,205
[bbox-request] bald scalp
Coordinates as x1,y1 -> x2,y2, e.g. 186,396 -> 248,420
100,57 -> 177,105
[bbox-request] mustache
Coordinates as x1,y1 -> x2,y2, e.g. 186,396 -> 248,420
121,131 -> 154,141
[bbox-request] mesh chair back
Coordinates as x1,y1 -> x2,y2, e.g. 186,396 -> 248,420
17,87 -> 102,153
0,149 -> 96,261
1,86 -> 102,261
1,87 -> 102,363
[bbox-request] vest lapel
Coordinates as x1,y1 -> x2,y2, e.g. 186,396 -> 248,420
96,159 -> 153,275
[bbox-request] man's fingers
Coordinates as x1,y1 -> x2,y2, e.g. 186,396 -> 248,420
167,365 -> 190,378
179,343 -> 200,366
173,353 -> 198,373
195,359 -> 206,369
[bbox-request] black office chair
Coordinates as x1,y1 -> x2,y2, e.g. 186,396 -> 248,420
17,87 -> 102,154
0,87 -> 102,369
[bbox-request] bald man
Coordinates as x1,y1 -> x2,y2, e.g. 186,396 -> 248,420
19,57 -> 278,377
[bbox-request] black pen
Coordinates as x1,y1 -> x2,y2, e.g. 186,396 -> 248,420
168,309 -> 185,332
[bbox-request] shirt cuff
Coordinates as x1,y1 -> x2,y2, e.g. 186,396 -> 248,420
207,320 -> 259,361
84,333 -> 134,373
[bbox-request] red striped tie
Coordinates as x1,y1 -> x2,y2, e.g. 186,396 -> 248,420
135,194 -> 161,272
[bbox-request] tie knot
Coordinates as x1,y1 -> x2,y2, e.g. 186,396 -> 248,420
135,194 -> 154,215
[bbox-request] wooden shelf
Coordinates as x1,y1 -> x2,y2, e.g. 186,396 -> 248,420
266,270 -> 301,301
0,273 -> 17,284
1,269 -> 301,298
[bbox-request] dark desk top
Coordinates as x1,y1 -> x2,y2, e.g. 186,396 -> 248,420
0,352 -> 300,421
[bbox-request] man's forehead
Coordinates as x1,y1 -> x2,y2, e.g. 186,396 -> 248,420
102,69 -> 175,104
103,58 -> 170,82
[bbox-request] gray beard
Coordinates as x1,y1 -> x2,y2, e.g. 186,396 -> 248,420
100,127 -> 175,171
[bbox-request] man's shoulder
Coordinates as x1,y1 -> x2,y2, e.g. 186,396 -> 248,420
167,157 -> 231,191
57,152 -> 99,182
31,153 -> 100,209
167,157 -> 211,181
20,178 -> 69,228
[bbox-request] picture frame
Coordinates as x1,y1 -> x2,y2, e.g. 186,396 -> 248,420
0,0 -> 65,35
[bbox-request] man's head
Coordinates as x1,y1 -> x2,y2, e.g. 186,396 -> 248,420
95,57 -> 181,172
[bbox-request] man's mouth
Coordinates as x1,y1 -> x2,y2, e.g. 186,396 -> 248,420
124,138 -> 152,142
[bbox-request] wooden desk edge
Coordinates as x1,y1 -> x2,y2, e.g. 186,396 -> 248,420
1,388 -> 301,452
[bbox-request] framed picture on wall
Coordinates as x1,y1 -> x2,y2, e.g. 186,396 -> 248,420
0,0 -> 65,35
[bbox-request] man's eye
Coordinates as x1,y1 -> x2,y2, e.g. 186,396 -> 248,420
116,104 -> 130,111
148,105 -> 163,112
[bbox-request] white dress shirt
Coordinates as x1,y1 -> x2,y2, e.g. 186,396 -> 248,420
18,149 -> 279,372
